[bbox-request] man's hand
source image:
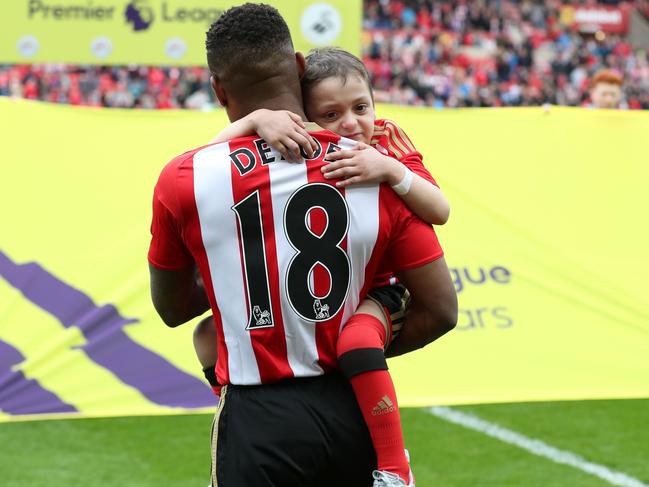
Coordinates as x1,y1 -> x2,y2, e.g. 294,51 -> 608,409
322,143 -> 405,188
386,258 -> 458,357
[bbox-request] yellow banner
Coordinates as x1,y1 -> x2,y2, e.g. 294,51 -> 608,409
0,98 -> 648,422
1,0 -> 361,65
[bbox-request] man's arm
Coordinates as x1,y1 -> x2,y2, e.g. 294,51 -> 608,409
385,257 -> 458,357
149,263 -> 210,328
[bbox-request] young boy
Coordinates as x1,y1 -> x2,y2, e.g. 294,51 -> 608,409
196,47 -> 450,487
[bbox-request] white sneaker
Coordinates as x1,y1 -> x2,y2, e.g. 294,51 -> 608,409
371,449 -> 415,487
372,470 -> 414,487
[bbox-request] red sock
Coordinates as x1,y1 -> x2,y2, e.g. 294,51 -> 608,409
337,314 -> 410,483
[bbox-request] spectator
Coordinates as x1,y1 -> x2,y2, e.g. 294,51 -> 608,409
589,69 -> 625,108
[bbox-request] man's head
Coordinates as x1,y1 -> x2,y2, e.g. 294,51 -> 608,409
206,3 -> 305,121
302,47 -> 376,143
590,69 -> 623,109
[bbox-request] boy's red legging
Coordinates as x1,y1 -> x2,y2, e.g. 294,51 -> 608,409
336,313 -> 410,483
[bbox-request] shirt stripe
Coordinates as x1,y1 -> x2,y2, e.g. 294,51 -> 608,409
193,143 -> 261,385
267,155 -> 323,377
309,137 -> 381,365
304,157 -> 345,372
228,144 -> 294,384
339,184 -> 381,332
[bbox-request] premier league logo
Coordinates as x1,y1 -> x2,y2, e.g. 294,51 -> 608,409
313,299 -> 330,320
252,305 -> 272,327
125,0 -> 154,31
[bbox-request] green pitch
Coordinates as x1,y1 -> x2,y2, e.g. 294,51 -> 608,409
2,399 -> 648,486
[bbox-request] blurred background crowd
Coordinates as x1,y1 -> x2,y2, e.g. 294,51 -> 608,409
1,0 -> 648,109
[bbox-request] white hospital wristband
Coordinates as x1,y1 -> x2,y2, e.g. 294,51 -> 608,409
391,168 -> 413,195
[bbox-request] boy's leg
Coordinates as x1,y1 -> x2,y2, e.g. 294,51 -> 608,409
336,300 -> 410,484
365,284 -> 411,346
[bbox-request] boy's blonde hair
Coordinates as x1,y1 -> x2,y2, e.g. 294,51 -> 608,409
302,47 -> 374,106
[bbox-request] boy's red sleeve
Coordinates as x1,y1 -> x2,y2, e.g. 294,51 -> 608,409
371,119 -> 438,187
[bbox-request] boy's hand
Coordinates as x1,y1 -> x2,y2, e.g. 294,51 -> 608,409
322,143 -> 404,188
251,110 -> 318,162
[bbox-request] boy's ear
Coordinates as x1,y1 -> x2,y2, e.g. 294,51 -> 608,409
295,52 -> 306,79
210,76 -> 227,107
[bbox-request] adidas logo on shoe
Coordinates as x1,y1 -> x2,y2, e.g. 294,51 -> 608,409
371,395 -> 396,416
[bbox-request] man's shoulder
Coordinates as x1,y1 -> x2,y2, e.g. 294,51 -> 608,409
155,142 -> 226,200
159,141 -> 230,178
167,142 -> 225,167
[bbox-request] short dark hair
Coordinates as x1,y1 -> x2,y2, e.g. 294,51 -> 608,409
205,3 -> 294,80
302,47 -> 373,104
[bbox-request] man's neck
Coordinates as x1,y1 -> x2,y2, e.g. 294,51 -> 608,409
238,95 -> 307,121
228,82 -> 307,122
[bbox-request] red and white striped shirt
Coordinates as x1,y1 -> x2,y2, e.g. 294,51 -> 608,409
149,128 -> 443,386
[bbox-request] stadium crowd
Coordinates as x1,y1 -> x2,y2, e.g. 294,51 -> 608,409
0,64 -> 213,109
1,0 -> 648,109
363,0 -> 649,108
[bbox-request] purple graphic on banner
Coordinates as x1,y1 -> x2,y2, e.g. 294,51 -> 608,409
125,1 -> 154,31
0,340 -> 77,415
0,251 -> 215,411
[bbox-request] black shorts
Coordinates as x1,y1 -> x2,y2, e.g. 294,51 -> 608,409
211,373 -> 376,487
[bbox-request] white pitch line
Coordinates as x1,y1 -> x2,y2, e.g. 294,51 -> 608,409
428,406 -> 648,487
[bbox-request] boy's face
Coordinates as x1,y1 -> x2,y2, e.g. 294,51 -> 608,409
591,82 -> 622,109
305,76 -> 375,144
